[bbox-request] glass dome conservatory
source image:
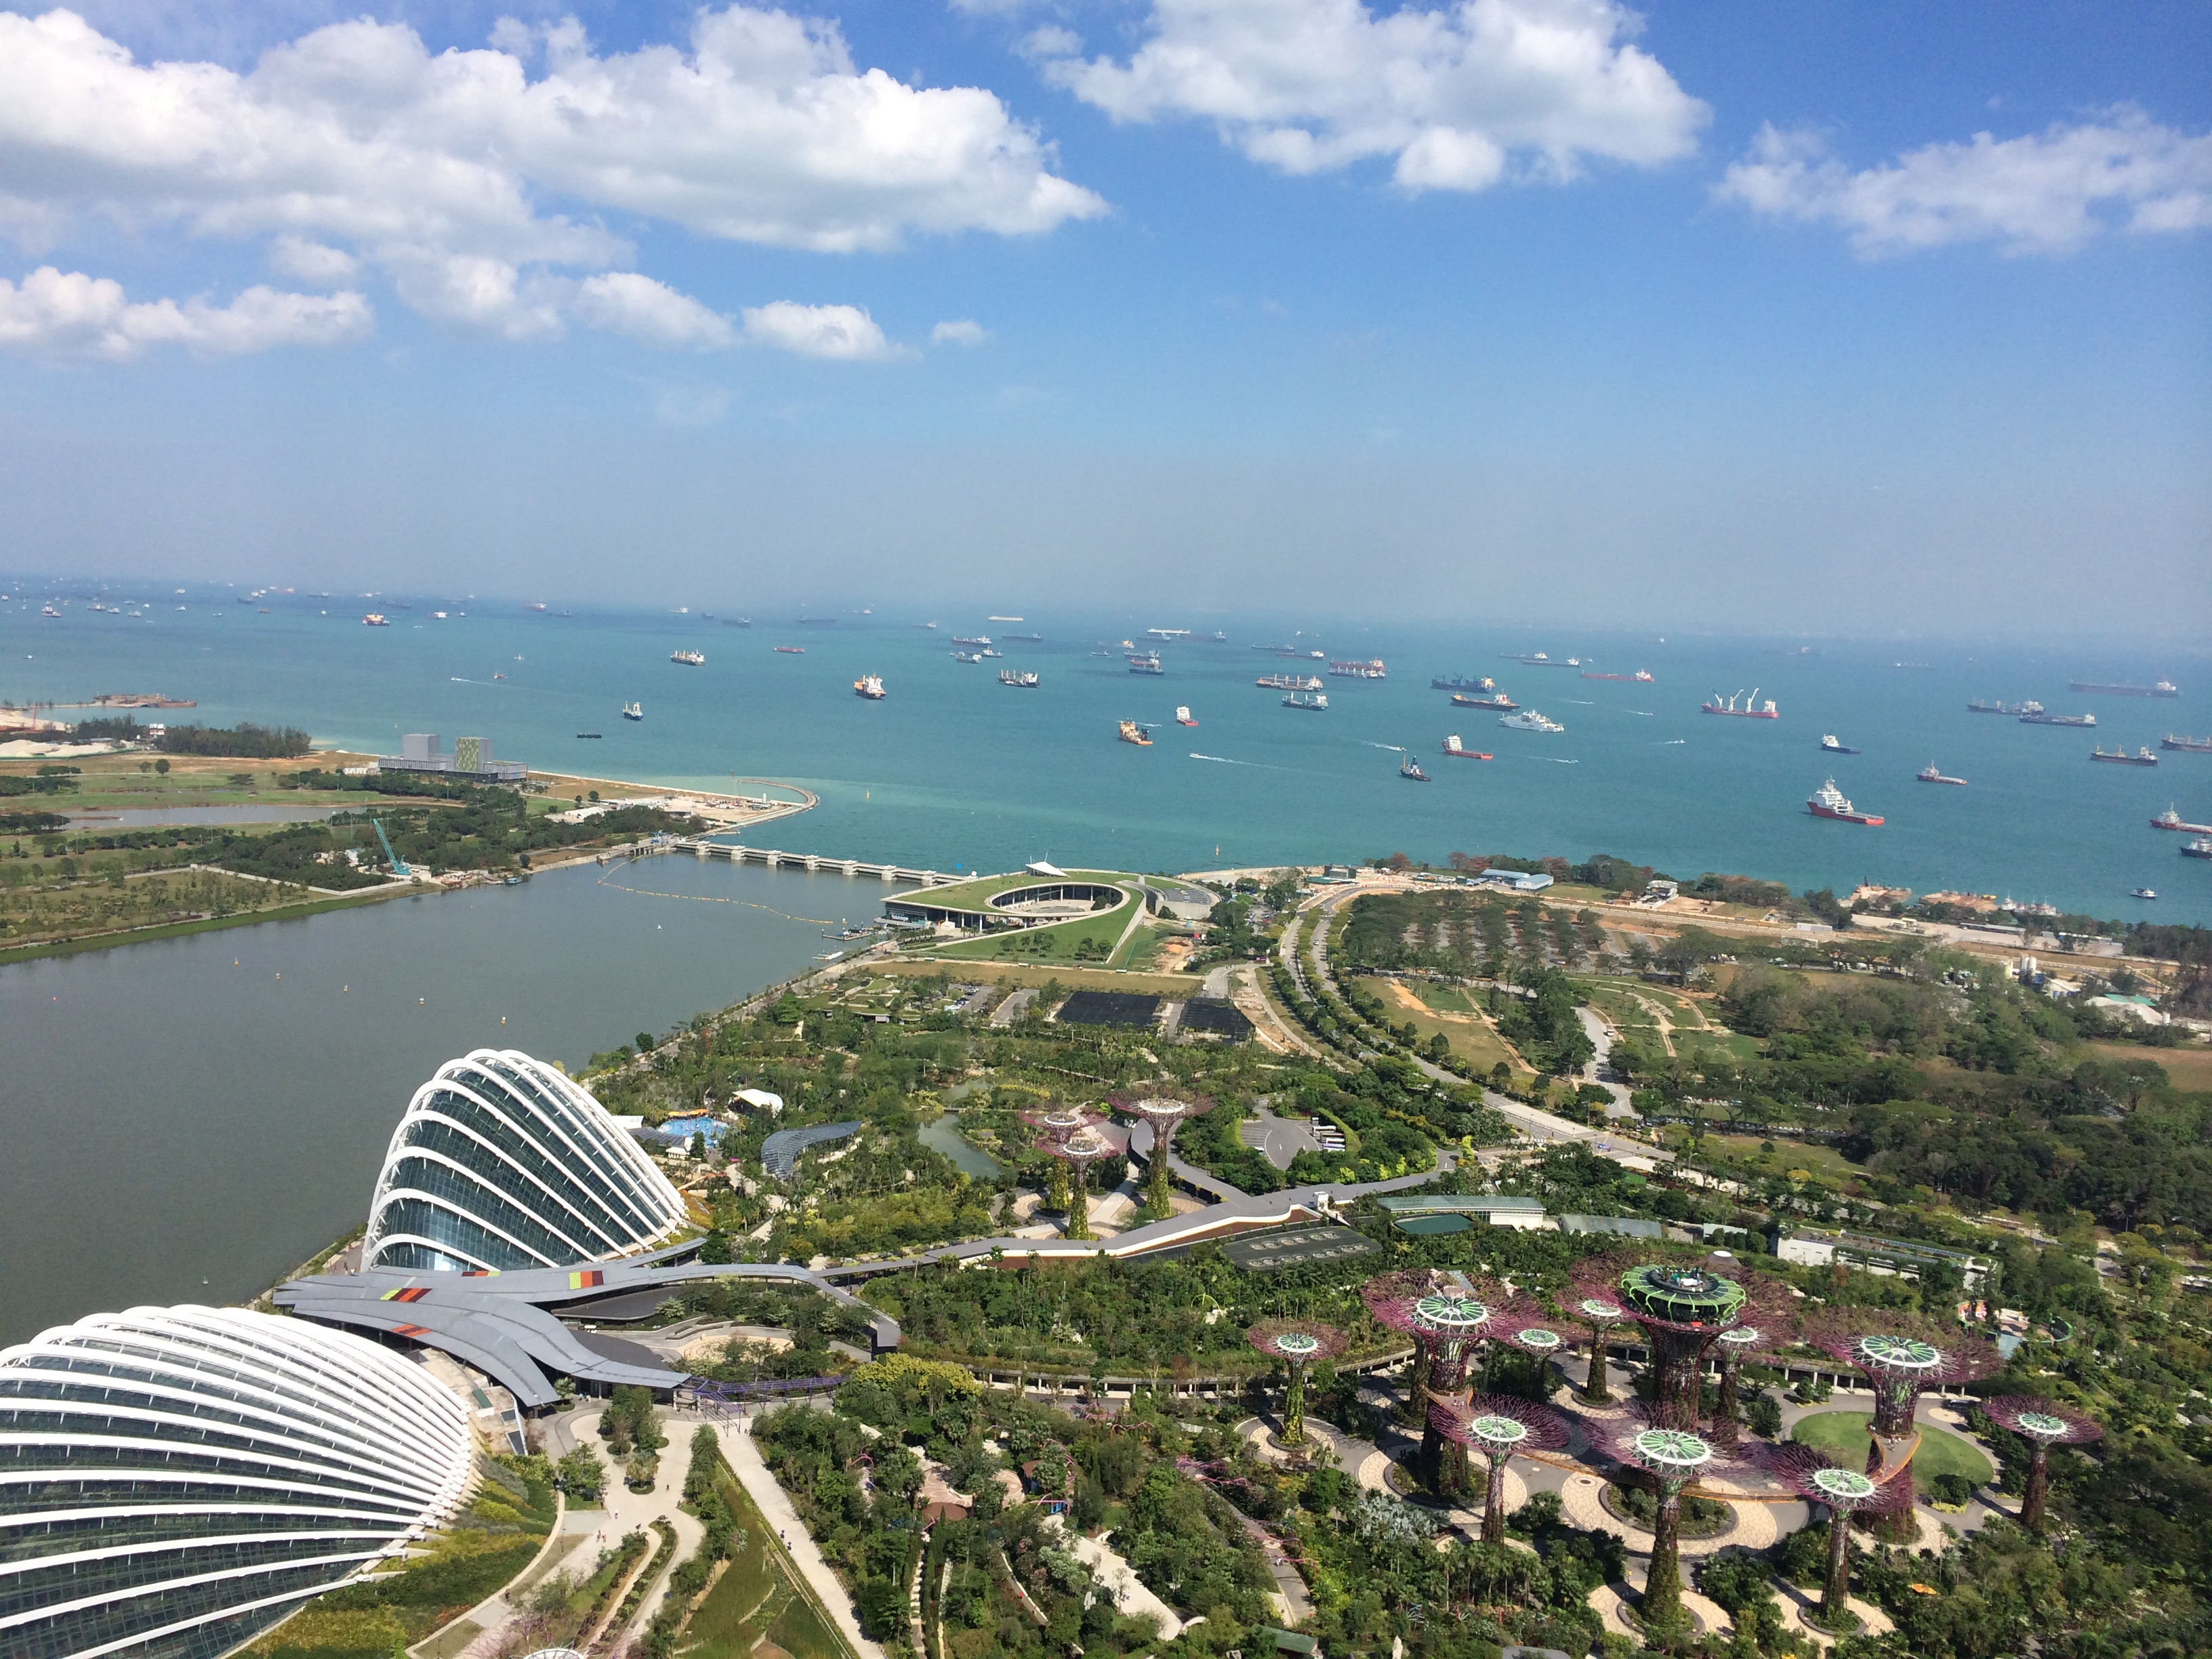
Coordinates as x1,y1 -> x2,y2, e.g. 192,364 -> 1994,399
0,1305 -> 474,1659
363,1049 -> 687,1274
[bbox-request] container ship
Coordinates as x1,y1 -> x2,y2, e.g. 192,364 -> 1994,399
854,675 -> 886,700
2070,678 -> 2179,697
1917,763 -> 1967,785
1452,691 -> 1517,710
1432,674 -> 1496,693
1808,778 -> 1882,825
2020,705 -> 2095,727
1259,673 -> 1324,691
2091,745 -> 2158,766
2164,735 -> 2212,753
1820,735 -> 1860,754
1329,659 -> 1387,679
1582,669 -> 1654,682
670,649 -> 705,665
1703,689 -> 1778,718
1175,705 -> 1197,726
1282,691 -> 1328,711
1118,719 -> 1152,745
1128,652 -> 1164,675
1399,753 -> 1430,781
2153,807 -> 2212,833
998,668 -> 1040,687
1500,710 -> 1564,733
1441,735 -> 1492,760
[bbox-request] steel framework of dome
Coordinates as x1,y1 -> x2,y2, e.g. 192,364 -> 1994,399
363,1048 -> 688,1273
0,1305 -> 474,1659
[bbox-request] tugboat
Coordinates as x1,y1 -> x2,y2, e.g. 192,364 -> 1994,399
1917,763 -> 1967,785
1282,691 -> 1328,711
1820,735 -> 1860,754
670,649 -> 705,665
2091,745 -> 2157,764
1175,705 -> 1197,726
1500,710 -> 1564,733
621,701 -> 643,721
2152,806 -> 2212,833
854,675 -> 886,700
1441,735 -> 1492,760
1399,752 -> 1430,781
1451,691 -> 1518,710
1807,778 -> 1883,825
1118,719 -> 1153,745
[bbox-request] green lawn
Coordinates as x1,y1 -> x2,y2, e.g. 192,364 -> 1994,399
1791,1411 -> 1992,1485
920,889 -> 1139,962
683,1466 -> 851,1659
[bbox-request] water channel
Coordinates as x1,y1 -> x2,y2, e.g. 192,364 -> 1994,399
0,853 -> 893,1345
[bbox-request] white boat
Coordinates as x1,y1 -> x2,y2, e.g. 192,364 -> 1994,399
1175,705 -> 1197,726
1500,710 -> 1564,733
670,649 -> 705,665
621,701 -> 643,721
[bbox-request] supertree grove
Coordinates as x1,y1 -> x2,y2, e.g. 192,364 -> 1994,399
1763,1441 -> 1891,1628
1427,1393 -> 1568,1543
1247,1320 -> 1347,1448
1109,1089 -> 1214,1216
1575,1252 -> 1750,1430
1357,1270 -> 1440,1426
1983,1396 -> 2104,1532
1019,1105 -> 1114,1241
1700,1273 -> 1798,1452
1803,1309 -> 2003,1542
1601,1405 -> 1742,1633
1568,1289 -> 1629,1404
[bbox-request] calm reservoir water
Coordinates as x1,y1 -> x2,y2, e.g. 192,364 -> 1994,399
0,855 -> 863,1345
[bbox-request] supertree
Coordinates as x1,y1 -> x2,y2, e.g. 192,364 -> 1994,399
1983,1396 -> 2104,1532
1701,1274 -> 1799,1452
1575,1252 -> 1750,1431
1357,1270 -> 1440,1427
1762,1441 -> 1891,1627
1385,1282 -> 1541,1489
1803,1309 -> 2003,1542
1109,1089 -> 1214,1216
1567,1289 -> 1630,1404
1427,1393 -> 1568,1544
1601,1406 -> 1742,1634
1248,1319 -> 1347,1448
1019,1105 -> 1113,1241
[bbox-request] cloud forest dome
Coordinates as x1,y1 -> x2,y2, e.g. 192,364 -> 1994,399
363,1048 -> 687,1274
0,1305 -> 474,1659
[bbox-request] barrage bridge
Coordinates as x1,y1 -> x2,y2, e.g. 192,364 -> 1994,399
599,835 -> 957,886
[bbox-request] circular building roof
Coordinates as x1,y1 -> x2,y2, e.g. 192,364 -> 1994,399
0,1305 -> 475,1659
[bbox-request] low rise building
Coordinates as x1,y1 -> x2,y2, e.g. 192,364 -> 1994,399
377,731 -> 527,783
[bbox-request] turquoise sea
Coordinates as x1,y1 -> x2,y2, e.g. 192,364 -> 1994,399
5,590 -> 2209,923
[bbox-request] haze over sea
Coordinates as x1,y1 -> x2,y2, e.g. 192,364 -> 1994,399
9,590 -> 2209,924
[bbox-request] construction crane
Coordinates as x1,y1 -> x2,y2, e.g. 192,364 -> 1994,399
371,818 -> 410,878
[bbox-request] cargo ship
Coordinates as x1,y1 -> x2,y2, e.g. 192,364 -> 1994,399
1500,710 -> 1564,733
2070,679 -> 2179,697
1441,735 -> 1492,760
525,601 -> 548,612
361,613 -> 389,626
2164,735 -> 2212,753
670,649 -> 705,665
854,675 -> 886,700
2184,838 -> 2212,861
951,635 -> 990,647
1128,652 -> 1164,674
1703,689 -> 1778,718
720,617 -> 752,627
2153,806 -> 2212,833
2020,705 -> 2095,727
1504,651 -> 1579,667
1432,674 -> 1495,693
953,650 -> 984,663
621,701 -> 643,721
2091,745 -> 2158,766
1259,673 -> 1324,691
1968,699 -> 2015,714
1917,763 -> 1967,785
773,645 -> 805,653
1820,735 -> 1860,754
1003,632 -> 1042,642
1451,691 -> 1517,710
1329,659 -> 1387,679
1282,691 -> 1328,711
1399,753 -> 1429,781
1582,669 -> 1654,682
1118,719 -> 1152,745
998,668 -> 1040,688
1807,778 -> 1882,825
1175,705 -> 1197,726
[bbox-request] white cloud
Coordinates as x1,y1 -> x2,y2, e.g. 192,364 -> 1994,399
930,318 -> 991,346
1036,0 -> 1707,191
0,265 -> 371,359
1717,112 -> 2212,256
741,301 -> 903,360
0,5 -> 1105,342
575,272 -> 737,349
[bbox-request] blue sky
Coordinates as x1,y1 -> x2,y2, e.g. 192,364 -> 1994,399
0,0 -> 2205,635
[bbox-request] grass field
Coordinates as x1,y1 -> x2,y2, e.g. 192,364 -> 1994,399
1693,1131 -> 1865,1185
2090,1042 -> 2212,1094
916,893 -> 1139,962
873,961 -> 1201,996
1791,1410 -> 1992,1485
684,1464 -> 848,1659
1364,977 -> 1538,1089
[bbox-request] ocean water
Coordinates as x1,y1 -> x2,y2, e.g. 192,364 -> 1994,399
5,592 -> 2207,923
